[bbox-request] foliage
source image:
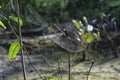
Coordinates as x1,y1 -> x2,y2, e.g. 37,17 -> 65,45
7,15 -> 23,61
8,41 -> 20,61
0,20 -> 6,29
9,16 -> 23,26
20,0 -> 69,22
1,0 -> 119,28
45,74 -> 61,80
81,32 -> 94,44
67,0 -> 120,23
72,20 -> 81,30
73,17 -> 99,47
0,11 -> 7,29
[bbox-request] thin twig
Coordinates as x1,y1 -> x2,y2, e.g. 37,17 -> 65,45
16,0 -> 26,80
68,52 -> 71,80
23,47 -> 46,80
86,60 -> 94,80
86,54 -> 94,80
86,41 -> 98,80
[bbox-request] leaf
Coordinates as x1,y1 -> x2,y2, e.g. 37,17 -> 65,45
8,41 -> 20,61
9,16 -> 23,26
86,34 -> 94,43
0,20 -> 6,29
82,33 -> 94,43
72,19 -> 81,30
82,16 -> 88,26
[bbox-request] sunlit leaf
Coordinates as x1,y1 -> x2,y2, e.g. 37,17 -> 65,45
0,20 -> 6,29
8,41 -> 20,61
86,34 -> 94,43
72,19 -> 81,30
82,33 -> 94,43
9,16 -> 23,26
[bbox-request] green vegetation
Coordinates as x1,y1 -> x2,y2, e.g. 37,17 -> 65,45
0,0 -> 120,29
0,20 -> 6,29
9,16 -> 23,26
8,41 -> 20,61
0,0 -> 120,80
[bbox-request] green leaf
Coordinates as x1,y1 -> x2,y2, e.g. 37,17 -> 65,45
82,33 -> 94,43
8,41 -> 20,61
72,19 -> 81,30
0,20 -> 6,29
9,16 -> 23,26
86,34 -> 94,43
82,16 -> 88,26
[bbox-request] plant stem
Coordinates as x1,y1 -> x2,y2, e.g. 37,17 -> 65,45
16,0 -> 26,80
68,52 -> 71,80
86,60 -> 94,80
24,47 -> 46,80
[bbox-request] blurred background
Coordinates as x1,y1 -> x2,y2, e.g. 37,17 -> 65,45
0,0 -> 120,27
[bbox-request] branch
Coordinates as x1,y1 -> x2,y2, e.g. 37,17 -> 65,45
16,0 -> 26,80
